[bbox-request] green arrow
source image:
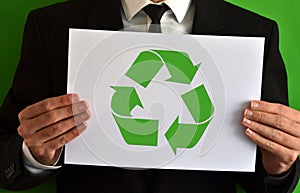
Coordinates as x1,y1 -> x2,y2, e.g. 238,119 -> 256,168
165,117 -> 211,154
112,114 -> 159,146
126,51 -> 164,88
111,86 -> 143,116
181,85 -> 214,123
152,50 -> 200,84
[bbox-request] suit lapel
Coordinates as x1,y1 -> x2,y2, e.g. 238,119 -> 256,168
85,0 -> 124,30
192,0 -> 226,34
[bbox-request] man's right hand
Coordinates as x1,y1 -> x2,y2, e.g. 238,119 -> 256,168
17,94 -> 91,166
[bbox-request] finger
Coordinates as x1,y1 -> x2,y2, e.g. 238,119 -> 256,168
19,93 -> 80,120
244,109 -> 300,137
250,101 -> 300,123
242,117 -> 300,151
23,101 -> 89,134
25,112 -> 91,146
45,123 -> 88,152
244,128 -> 297,164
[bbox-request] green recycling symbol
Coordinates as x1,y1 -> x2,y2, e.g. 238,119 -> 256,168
110,50 -> 214,155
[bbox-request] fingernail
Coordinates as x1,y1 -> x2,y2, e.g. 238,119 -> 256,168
80,112 -> 90,120
243,118 -> 251,125
78,102 -> 87,111
74,112 -> 90,125
246,128 -> 254,135
251,101 -> 259,109
77,123 -> 87,133
244,109 -> 253,117
71,93 -> 80,102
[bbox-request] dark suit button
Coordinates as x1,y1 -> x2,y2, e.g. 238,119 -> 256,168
4,163 -> 15,179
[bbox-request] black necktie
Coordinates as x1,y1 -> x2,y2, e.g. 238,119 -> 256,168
143,4 -> 169,33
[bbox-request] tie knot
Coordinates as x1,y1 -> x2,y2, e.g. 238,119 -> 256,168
143,4 -> 169,25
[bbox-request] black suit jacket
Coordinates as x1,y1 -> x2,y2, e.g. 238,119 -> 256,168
0,0 -> 299,192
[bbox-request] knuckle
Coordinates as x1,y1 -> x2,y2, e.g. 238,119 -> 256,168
18,111 -> 25,121
290,152 -> 298,162
24,138 -> 33,147
290,121 -> 299,132
58,135 -> 68,145
68,118 -> 76,128
61,95 -> 73,105
17,125 -> 24,136
21,121 -> 30,129
49,122 -> 69,136
66,106 -> 74,116
275,117 -> 287,129
271,129 -> 282,141
52,123 -> 63,133
41,100 -> 52,112
265,141 -> 276,150
285,151 -> 298,164
281,135 -> 289,146
17,123 -> 30,137
277,104 -> 288,115
46,111 -> 57,122
250,121 -> 259,131
257,112 -> 265,122
71,128 -> 80,137
59,97 -> 67,105
40,129 -> 52,140
19,105 -> 32,118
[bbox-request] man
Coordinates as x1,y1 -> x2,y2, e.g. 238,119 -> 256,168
0,0 -> 299,192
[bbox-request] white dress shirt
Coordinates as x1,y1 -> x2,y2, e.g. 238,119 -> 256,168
23,0 -> 195,175
121,0 -> 194,34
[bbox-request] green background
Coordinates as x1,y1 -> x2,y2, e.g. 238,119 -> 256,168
0,0 -> 299,192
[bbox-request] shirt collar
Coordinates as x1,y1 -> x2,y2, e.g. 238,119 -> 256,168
121,0 -> 192,23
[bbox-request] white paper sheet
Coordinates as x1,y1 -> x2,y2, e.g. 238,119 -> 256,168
66,29 -> 264,172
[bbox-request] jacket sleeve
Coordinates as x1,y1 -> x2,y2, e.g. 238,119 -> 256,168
0,11 -> 59,191
237,20 -> 300,193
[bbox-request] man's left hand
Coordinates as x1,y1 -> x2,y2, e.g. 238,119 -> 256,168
242,100 -> 300,175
